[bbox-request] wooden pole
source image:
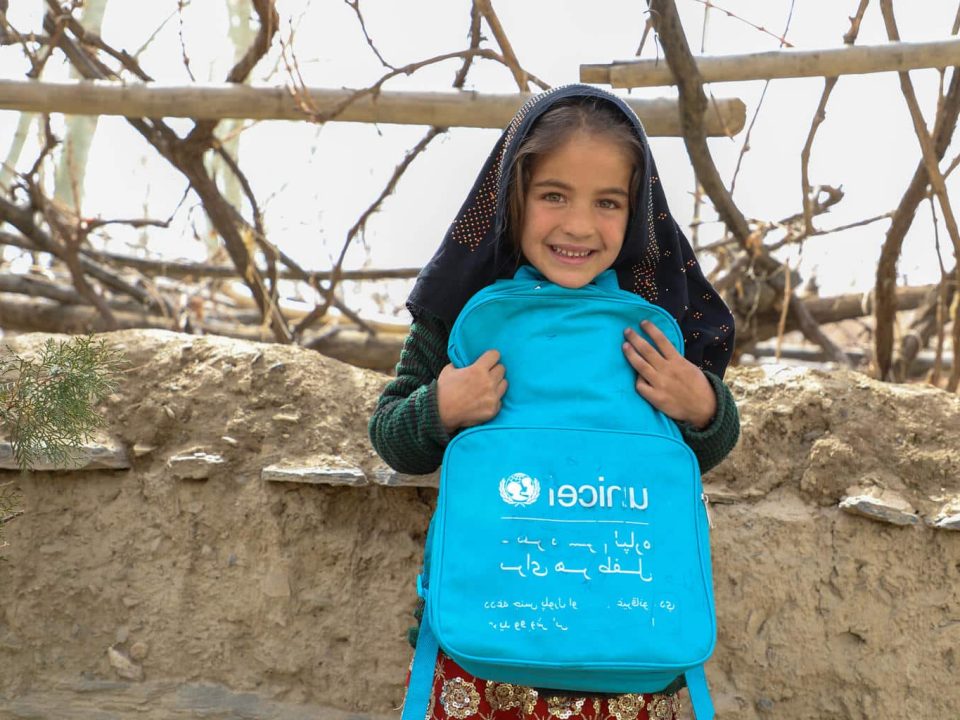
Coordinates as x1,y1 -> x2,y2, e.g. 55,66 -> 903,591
582,38 -> 960,88
0,295 -> 405,372
92,252 -> 422,282
0,80 -> 746,137
748,345 -> 953,374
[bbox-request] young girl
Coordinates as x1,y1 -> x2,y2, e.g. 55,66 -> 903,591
370,85 -> 739,720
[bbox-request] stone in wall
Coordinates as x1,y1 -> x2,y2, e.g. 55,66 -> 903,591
839,489 -> 920,526
167,450 -> 225,480
262,463 -> 367,486
929,497 -> 960,530
0,437 -> 129,471
369,464 -> 439,488
932,512 -> 960,529
107,647 -> 143,682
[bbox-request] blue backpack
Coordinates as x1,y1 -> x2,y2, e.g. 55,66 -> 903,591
403,266 -> 717,720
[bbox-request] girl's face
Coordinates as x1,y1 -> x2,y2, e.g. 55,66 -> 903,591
519,131 -> 632,289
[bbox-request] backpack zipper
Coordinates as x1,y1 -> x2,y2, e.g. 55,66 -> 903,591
701,492 -> 714,529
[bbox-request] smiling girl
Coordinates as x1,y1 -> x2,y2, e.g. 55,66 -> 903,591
370,85 -> 740,720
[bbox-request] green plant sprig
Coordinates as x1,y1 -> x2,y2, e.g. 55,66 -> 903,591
0,335 -> 123,472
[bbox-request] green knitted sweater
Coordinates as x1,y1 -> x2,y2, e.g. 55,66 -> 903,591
369,312 -> 740,475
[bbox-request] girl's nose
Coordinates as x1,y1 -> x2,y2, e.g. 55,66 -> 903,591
561,204 -> 594,238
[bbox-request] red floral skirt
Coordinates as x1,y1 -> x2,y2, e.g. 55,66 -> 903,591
409,653 -> 681,720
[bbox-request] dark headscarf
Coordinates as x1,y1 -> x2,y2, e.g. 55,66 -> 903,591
407,84 -> 735,378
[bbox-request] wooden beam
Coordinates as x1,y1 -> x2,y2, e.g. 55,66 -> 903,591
0,294 -> 405,372
582,38 -> 960,88
749,344 -> 953,374
742,284 -> 932,344
91,252 -> 421,283
0,80 -> 746,137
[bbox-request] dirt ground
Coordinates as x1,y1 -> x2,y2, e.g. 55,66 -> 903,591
0,330 -> 958,719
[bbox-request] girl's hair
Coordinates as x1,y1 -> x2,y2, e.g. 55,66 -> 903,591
506,96 -> 646,249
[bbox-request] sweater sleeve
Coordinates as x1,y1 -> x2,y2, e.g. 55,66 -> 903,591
676,370 -> 740,474
368,314 -> 452,475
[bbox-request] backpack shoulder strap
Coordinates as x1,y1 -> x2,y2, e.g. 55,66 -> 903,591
401,582 -> 439,720
684,665 -> 715,720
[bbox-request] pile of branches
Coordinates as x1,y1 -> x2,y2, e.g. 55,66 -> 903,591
0,0 -> 957,386
644,0 -> 959,388
0,0 -> 549,371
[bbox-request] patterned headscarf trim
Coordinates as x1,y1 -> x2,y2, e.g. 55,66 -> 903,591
406,84 -> 735,377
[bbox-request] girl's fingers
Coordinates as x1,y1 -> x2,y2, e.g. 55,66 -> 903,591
497,378 -> 508,397
476,349 -> 501,368
490,363 -> 506,383
633,378 -> 655,402
623,341 -> 656,383
624,327 -> 666,370
639,320 -> 681,360
625,342 -> 675,411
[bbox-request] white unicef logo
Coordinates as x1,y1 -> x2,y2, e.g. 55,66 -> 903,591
499,473 -> 540,506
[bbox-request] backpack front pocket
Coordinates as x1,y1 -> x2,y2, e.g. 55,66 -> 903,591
429,425 -> 715,693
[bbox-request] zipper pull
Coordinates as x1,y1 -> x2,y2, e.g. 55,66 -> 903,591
701,492 -> 714,529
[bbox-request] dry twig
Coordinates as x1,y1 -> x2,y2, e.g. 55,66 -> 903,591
293,127 -> 444,339
648,0 -> 849,365
476,0 -> 530,91
32,0 -> 294,342
344,0 -> 395,70
728,0 -> 797,195
878,0 -> 960,390
801,0 -> 870,235
688,0 -> 794,48
284,1 -> 548,336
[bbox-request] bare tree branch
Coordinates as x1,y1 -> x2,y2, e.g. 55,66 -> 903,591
892,267 -> 956,382
34,0 -> 293,342
293,126 -> 445,338
176,0 -> 196,81
647,0 -> 751,245
648,0 -> 850,364
0,272 -> 85,304
728,0 -> 797,195
344,0 -> 395,70
476,0 -> 541,91
452,2 -> 483,90
288,2 -> 521,338
877,0 -> 960,389
0,221 -> 163,313
0,295 -> 405,372
688,0 -> 795,47
800,0 -> 870,234
188,0 -> 278,144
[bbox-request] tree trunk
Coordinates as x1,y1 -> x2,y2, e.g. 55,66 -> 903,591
52,0 -> 109,210
0,113 -> 34,190
203,0 -> 255,254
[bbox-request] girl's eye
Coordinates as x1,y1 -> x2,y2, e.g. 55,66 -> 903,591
597,199 -> 622,210
542,192 -> 564,202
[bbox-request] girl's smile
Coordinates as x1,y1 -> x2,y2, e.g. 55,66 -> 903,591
549,244 -> 594,261
519,132 -> 632,288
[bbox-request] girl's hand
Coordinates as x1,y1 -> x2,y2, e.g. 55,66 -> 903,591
437,349 -> 508,434
622,321 -> 716,429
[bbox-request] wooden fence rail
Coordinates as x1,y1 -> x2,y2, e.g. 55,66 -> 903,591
582,38 -> 960,88
0,81 -> 746,136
